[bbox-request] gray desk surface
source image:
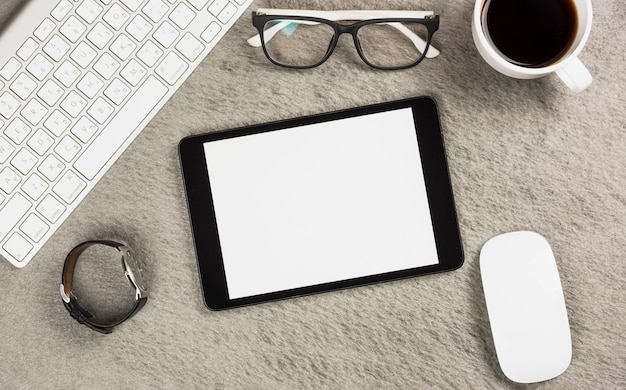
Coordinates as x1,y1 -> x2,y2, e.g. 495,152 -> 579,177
1,0 -> 624,388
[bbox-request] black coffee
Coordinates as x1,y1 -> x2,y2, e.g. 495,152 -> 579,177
482,0 -> 578,68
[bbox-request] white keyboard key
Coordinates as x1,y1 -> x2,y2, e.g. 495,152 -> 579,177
169,3 -> 196,29
0,167 -> 22,194
87,22 -> 115,50
120,59 -> 147,86
20,213 -> 50,242
21,173 -> 48,200
156,52 -> 188,85
17,38 -> 39,61
26,54 -> 54,81
216,3 -> 238,24
37,79 -> 65,106
21,99 -> 48,126
0,136 -> 16,164
70,42 -> 98,68
43,35 -> 71,62
176,33 -> 205,62
142,0 -> 169,23
60,15 -> 87,43
4,117 -> 32,144
55,135 -> 82,162
77,71 -> 104,98
208,0 -> 229,16
53,170 -> 86,204
1,58 -> 22,81
0,92 -> 20,119
10,73 -> 38,100
2,233 -> 33,263
70,117 -> 98,143
34,18 -> 57,41
51,0 -> 74,22
103,4 -> 131,30
11,148 -> 38,175
60,91 -> 87,118
36,194 -> 66,223
201,21 -> 221,43
93,53 -> 120,79
87,97 -> 114,124
44,110 -> 71,136
126,15 -> 153,41
39,155 -> 65,181
54,60 -> 81,87
74,76 -> 168,180
137,40 -> 164,67
76,0 -> 104,24
121,0 -> 144,12
153,21 -> 179,48
110,34 -> 137,61
27,129 -> 55,156
104,78 -> 131,105
187,0 -> 210,11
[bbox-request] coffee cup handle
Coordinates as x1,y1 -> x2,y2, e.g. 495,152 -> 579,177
555,57 -> 592,92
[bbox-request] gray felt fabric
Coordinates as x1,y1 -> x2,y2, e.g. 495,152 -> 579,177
1,0 -> 625,388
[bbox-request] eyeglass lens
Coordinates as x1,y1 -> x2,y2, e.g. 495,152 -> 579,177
260,19 -> 431,69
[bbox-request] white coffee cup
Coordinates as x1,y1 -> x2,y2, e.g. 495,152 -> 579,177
472,0 -> 593,92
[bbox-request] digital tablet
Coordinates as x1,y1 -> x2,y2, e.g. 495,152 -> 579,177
179,96 -> 463,310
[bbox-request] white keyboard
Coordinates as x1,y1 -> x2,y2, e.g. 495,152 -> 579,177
0,0 -> 253,268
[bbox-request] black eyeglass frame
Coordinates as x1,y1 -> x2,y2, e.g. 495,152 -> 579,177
252,12 -> 440,70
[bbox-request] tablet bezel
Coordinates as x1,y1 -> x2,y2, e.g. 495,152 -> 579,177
179,96 -> 463,310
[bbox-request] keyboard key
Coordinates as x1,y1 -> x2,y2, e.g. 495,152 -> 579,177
120,59 -> 147,86
93,53 -> 120,79
156,52 -> 188,85
27,129 -> 55,156
153,21 -> 179,48
104,78 -> 131,105
34,18 -> 57,41
2,233 -> 33,262
11,148 -> 38,175
208,0 -> 229,16
103,4 -> 131,30
51,0 -> 74,22
87,22 -> 115,50
74,76 -> 168,180
36,194 -> 66,223
142,0 -> 169,23
216,3 -> 238,24
126,15 -> 153,41
21,99 -> 48,126
55,135 -> 82,162
10,73 -> 38,100
20,213 -> 50,242
0,136 -> 16,164
70,117 -> 98,143
21,173 -> 48,200
87,97 -> 114,124
77,71 -> 104,98
54,60 -> 81,87
176,33 -> 205,62
1,58 -> 22,81
38,154 -> 65,181
43,35 -> 71,61
70,42 -> 98,68
76,0 -> 104,24
4,117 -> 32,144
0,92 -> 20,119
26,54 -> 54,81
169,3 -> 196,30
137,40 -> 164,67
17,38 -> 39,61
60,15 -> 87,43
44,110 -> 71,136
60,91 -> 87,118
53,170 -> 87,204
201,21 -> 221,43
0,167 -> 22,194
110,34 -> 137,61
37,79 -> 65,106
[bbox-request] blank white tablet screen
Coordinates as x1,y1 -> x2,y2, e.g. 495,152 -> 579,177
203,107 -> 438,299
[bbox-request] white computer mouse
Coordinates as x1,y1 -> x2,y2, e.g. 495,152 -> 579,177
480,231 -> 572,383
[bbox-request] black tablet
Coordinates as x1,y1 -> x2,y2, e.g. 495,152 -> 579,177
179,96 -> 463,310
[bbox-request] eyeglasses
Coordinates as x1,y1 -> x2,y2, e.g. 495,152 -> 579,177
249,9 -> 441,70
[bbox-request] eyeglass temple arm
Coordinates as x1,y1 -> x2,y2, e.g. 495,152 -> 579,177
247,9 -> 440,58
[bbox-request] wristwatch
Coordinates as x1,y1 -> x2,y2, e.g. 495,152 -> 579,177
60,240 -> 148,334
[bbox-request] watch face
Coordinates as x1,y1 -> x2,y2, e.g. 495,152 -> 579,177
122,247 -> 149,293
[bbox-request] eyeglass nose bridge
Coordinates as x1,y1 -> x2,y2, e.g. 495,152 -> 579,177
325,23 -> 373,66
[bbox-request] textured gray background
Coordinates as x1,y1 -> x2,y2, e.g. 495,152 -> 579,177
1,0 -> 625,388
